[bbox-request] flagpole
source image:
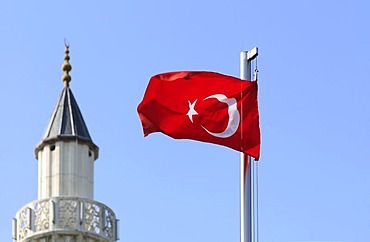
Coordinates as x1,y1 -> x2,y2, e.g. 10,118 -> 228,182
240,48 -> 258,242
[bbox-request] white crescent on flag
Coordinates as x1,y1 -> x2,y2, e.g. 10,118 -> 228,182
187,94 -> 240,138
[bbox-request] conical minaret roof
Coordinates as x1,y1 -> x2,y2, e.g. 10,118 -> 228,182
35,43 -> 99,159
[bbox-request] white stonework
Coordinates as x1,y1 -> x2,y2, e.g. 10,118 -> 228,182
37,141 -> 94,199
13,197 -> 117,242
14,139 -> 118,241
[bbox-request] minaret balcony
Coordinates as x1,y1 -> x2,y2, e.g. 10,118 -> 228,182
13,197 -> 119,242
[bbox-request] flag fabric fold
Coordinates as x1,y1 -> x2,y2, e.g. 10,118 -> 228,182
137,71 -> 260,160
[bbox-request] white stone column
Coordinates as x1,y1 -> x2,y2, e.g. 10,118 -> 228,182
37,141 -> 94,200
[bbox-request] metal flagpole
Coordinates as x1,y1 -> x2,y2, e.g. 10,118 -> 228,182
240,47 -> 258,242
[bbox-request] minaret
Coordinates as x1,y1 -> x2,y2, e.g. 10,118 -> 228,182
13,43 -> 118,242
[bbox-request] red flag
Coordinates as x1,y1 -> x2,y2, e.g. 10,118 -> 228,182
137,71 -> 260,160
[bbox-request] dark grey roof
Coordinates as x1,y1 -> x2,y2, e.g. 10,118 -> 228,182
43,87 -> 92,141
35,87 -> 98,159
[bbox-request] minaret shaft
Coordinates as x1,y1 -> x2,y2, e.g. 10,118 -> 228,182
37,141 -> 94,199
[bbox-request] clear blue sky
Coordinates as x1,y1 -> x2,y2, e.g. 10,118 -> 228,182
1,1 -> 369,241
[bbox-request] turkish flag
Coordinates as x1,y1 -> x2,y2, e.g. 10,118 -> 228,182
137,71 -> 260,160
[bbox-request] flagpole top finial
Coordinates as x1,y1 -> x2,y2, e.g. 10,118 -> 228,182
62,39 -> 72,87
247,47 -> 258,61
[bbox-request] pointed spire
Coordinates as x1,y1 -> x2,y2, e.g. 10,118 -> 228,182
62,39 -> 72,87
34,41 -> 99,160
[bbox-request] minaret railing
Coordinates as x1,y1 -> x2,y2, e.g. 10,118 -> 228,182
13,197 -> 118,242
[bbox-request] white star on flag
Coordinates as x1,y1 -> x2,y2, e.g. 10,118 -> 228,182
186,100 -> 198,123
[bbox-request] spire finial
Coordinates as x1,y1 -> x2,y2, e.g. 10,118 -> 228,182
62,39 -> 72,87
